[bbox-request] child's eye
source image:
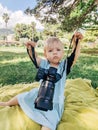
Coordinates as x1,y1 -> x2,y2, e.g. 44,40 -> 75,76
48,50 -> 52,52
57,49 -> 61,51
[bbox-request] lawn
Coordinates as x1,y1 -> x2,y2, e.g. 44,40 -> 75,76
0,46 -> 98,88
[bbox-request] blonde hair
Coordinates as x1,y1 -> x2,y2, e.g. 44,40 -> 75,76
44,37 -> 63,51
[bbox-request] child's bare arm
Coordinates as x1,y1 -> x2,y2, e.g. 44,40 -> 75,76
26,41 -> 42,66
66,32 -> 83,75
71,32 -> 83,66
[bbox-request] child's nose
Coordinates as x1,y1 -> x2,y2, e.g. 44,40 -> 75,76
53,50 -> 57,54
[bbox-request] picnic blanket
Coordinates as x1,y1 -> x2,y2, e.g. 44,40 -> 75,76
0,78 -> 98,130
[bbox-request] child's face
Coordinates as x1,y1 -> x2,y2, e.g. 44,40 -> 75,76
44,41 -> 64,66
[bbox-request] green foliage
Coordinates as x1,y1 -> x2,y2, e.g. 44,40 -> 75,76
31,0 -> 97,32
14,22 -> 38,41
62,0 -> 97,31
2,13 -> 10,28
83,30 -> 98,42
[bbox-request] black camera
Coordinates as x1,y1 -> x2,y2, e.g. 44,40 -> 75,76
34,67 -> 61,111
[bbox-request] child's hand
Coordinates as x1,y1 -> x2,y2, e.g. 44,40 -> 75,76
74,32 -> 83,40
25,41 -> 36,49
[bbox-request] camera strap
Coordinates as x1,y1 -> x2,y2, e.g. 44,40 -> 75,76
61,36 -> 79,77
27,47 -> 39,69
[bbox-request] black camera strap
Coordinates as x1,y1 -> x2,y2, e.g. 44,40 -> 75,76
27,47 -> 39,69
61,36 -> 79,77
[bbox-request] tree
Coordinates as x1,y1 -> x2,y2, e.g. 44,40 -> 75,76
14,23 -> 37,41
2,13 -> 10,42
24,7 -> 33,16
2,13 -> 10,29
28,0 -> 98,32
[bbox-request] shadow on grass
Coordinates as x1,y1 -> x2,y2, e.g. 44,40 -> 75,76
0,50 -> 37,86
81,48 -> 98,55
0,51 -> 27,62
0,61 -> 37,86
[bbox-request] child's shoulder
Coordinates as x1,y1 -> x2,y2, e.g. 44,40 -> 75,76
40,59 -> 49,68
59,59 -> 66,66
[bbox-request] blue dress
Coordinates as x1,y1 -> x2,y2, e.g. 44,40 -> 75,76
17,59 -> 67,130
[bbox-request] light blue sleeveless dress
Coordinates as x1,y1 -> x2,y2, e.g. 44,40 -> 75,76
17,59 -> 67,130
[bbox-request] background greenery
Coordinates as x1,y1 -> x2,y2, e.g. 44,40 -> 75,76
0,46 -> 98,88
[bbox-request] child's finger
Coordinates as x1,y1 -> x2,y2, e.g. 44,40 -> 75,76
74,32 -> 83,39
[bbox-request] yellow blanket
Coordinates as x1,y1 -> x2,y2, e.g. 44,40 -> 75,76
0,78 -> 98,130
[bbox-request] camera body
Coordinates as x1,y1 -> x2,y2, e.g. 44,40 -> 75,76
34,67 -> 61,111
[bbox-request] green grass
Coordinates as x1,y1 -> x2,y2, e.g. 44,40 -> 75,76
0,46 -> 98,88
0,46 -> 37,86
67,48 -> 98,88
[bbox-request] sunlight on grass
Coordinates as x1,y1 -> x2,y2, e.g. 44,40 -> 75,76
89,64 -> 98,71
0,46 -> 26,53
0,46 -> 44,53
1,57 -> 29,64
83,64 -> 98,71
